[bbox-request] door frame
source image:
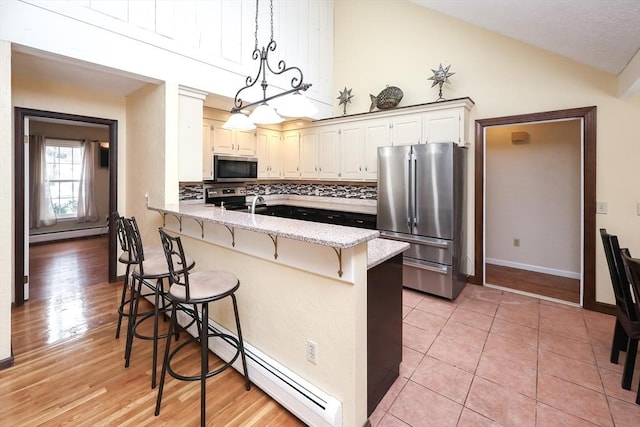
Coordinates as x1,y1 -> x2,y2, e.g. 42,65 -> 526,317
470,106 -> 610,314
13,107 -> 118,306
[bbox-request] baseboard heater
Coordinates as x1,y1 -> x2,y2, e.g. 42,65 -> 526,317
174,310 -> 343,427
30,225 -> 108,244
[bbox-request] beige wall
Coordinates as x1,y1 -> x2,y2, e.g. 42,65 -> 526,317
0,40 -> 13,362
486,121 -> 581,276
125,83 -> 169,247
334,0 -> 640,305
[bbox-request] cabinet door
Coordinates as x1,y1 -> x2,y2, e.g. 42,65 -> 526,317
211,120 -> 234,154
423,109 -> 461,144
299,129 -> 318,178
267,131 -> 283,178
363,119 -> 390,180
235,129 -> 256,155
391,114 -> 422,146
340,125 -> 364,180
282,131 -> 301,178
256,129 -> 270,178
318,126 -> 340,179
202,121 -> 213,180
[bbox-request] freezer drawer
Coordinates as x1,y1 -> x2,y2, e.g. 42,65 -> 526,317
380,231 -> 453,265
403,258 -> 465,300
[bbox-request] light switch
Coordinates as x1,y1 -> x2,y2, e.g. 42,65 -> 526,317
596,201 -> 608,214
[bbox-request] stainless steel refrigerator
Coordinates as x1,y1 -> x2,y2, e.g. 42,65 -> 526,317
377,142 -> 467,299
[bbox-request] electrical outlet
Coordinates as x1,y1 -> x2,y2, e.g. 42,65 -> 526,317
513,238 -> 520,247
306,340 -> 317,364
596,201 -> 608,214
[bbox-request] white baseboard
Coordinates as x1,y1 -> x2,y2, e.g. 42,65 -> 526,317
29,226 -> 108,244
172,309 -> 343,427
485,258 -> 580,280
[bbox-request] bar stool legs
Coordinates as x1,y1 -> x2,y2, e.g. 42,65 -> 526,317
155,300 -> 250,425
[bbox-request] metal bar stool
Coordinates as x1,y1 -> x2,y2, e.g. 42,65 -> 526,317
155,228 -> 250,425
113,211 -> 158,340
122,217 -> 195,388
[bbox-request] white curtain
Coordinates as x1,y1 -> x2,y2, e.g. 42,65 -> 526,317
77,140 -> 99,223
29,134 -> 57,228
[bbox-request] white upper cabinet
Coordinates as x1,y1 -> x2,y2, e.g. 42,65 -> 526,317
300,129 -> 319,178
390,114 -> 423,146
282,131 -> 301,178
210,120 -> 256,156
256,128 -> 282,179
423,109 -> 465,145
317,126 -> 340,179
340,125 -> 365,180
202,120 -> 214,180
178,87 -> 206,182
363,119 -> 391,180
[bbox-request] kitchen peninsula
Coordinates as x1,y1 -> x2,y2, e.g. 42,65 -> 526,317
147,202 -> 407,427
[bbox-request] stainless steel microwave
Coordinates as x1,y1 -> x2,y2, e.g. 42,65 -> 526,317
209,155 -> 258,182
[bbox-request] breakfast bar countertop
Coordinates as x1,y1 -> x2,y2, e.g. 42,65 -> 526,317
149,202 -> 380,249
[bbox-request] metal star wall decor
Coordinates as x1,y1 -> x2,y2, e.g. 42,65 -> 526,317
337,86 -> 354,115
428,63 -> 455,101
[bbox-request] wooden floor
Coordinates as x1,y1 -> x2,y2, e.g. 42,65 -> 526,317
485,263 -> 580,303
2,236 -> 303,426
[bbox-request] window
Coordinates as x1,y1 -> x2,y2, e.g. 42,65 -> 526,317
45,139 -> 84,218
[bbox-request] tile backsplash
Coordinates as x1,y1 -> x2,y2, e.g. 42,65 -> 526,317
246,182 -> 377,199
178,182 -> 377,201
179,183 -> 204,200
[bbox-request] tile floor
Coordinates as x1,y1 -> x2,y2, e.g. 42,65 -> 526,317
369,285 -> 640,427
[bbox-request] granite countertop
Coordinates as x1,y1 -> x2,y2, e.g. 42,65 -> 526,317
149,203 -> 379,249
252,195 -> 377,215
367,238 -> 409,269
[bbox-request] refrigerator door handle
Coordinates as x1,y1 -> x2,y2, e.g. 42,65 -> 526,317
412,154 -> 418,227
409,151 -> 416,230
406,151 -> 413,229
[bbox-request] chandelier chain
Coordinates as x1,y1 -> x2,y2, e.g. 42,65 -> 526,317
270,0 -> 274,42
254,0 -> 259,51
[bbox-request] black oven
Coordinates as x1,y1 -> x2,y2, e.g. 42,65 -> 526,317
211,155 -> 258,182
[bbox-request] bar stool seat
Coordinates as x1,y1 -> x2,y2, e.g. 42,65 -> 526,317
122,217 -> 195,389
155,228 -> 250,426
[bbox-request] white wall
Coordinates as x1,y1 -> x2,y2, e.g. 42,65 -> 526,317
485,121 -> 581,276
0,0 -> 333,115
334,0 -> 640,305
0,40 -> 13,363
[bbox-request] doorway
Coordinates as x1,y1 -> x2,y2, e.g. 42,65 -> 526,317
14,107 -> 119,307
484,120 -> 582,304
471,106 -> 611,314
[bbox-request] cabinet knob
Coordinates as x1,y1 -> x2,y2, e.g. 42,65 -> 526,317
359,166 -> 361,171
365,166 -> 368,171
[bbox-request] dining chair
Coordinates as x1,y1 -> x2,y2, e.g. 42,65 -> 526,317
620,248 -> 640,405
600,229 -> 637,367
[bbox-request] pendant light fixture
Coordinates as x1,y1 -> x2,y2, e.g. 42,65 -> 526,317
222,0 -> 317,130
